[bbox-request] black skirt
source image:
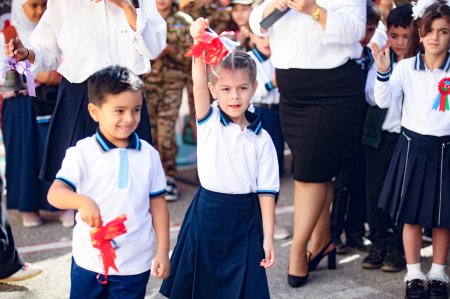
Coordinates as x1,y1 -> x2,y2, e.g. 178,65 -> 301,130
160,187 -> 269,299
277,60 -> 364,182
378,128 -> 450,228
39,77 -> 152,181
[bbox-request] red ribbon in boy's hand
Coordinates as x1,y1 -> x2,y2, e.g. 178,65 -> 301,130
90,214 -> 127,284
185,30 -> 237,66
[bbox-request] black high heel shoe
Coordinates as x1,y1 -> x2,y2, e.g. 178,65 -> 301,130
308,240 -> 337,271
287,272 -> 309,288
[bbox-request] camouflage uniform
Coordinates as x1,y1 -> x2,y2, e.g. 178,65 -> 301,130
180,0 -> 231,33
143,9 -> 193,178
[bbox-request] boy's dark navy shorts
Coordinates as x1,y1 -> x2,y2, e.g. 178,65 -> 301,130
70,258 -> 150,299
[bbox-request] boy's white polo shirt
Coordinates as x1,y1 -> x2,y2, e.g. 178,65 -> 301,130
56,131 -> 167,276
196,102 -> 280,196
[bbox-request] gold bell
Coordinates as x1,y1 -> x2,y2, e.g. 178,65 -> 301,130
0,68 -> 27,96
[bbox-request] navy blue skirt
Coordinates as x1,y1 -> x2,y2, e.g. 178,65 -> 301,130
1,95 -> 53,211
39,77 -> 152,181
160,187 -> 269,299
378,128 -> 450,228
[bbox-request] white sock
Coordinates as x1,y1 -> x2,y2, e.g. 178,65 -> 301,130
404,263 -> 426,282
428,263 -> 449,283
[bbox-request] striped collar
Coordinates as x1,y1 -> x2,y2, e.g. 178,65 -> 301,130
251,47 -> 269,63
217,105 -> 263,135
414,52 -> 450,71
95,129 -> 141,151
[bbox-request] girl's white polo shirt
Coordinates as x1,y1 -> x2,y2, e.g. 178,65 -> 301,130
56,131 -> 167,276
196,102 -> 280,196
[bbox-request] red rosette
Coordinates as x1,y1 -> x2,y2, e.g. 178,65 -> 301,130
433,77 -> 450,112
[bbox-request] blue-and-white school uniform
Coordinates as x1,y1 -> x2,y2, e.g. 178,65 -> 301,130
160,102 -> 279,299
28,0 -> 167,181
374,52 -> 450,228
55,130 -> 167,299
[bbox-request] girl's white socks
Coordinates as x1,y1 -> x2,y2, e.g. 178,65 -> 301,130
427,263 -> 449,283
404,263 -> 427,282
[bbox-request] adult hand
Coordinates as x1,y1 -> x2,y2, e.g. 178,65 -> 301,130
370,42 -> 391,73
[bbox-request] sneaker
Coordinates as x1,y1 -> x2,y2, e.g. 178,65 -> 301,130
381,250 -> 406,272
428,280 -> 448,299
166,177 -> 179,201
22,212 -> 43,228
362,245 -> 386,269
405,279 -> 426,299
59,209 -> 75,227
0,263 -> 42,283
274,224 -> 291,240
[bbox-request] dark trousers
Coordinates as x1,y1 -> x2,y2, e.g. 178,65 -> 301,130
365,131 -> 403,253
330,129 -> 367,241
70,259 -> 150,299
0,179 -> 24,278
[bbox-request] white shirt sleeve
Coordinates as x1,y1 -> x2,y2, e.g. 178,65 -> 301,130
55,146 -> 83,191
374,63 -> 404,109
149,148 -> 168,199
322,1 -> 366,45
365,63 -> 377,106
248,0 -> 271,37
29,0 -> 62,74
256,132 -> 280,196
131,1 -> 167,60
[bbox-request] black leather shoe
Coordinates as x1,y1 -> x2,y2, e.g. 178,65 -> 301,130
428,280 -> 449,299
381,250 -> 406,272
405,279 -> 426,299
346,236 -> 370,252
287,273 -> 309,288
362,245 -> 386,269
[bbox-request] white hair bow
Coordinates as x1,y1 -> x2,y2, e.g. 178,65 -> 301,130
412,0 -> 437,19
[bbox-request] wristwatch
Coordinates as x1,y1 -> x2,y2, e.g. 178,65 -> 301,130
312,7 -> 321,21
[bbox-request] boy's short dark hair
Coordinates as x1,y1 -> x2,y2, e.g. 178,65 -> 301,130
207,51 -> 257,84
88,65 -> 144,106
367,1 -> 382,25
387,3 -> 413,30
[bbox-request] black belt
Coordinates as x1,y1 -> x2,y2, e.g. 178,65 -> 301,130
253,103 -> 279,110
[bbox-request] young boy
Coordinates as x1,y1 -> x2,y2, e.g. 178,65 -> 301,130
247,30 -> 290,240
47,66 -> 170,299
362,3 -> 414,273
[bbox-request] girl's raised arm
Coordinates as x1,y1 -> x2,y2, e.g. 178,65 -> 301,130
190,18 -> 213,120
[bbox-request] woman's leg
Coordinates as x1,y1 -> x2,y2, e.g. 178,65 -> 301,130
289,181 -> 329,276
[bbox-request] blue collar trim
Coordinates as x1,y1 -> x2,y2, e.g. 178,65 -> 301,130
251,47 -> 269,62
217,105 -> 262,135
414,52 -> 450,71
95,129 -> 141,151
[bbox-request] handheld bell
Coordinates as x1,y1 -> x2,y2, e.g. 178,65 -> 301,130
0,68 -> 27,96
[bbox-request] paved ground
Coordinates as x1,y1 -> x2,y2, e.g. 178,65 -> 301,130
0,162 -> 435,299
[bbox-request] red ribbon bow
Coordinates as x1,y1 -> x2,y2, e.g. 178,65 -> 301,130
185,30 -> 237,66
433,77 -> 450,112
90,214 -> 127,284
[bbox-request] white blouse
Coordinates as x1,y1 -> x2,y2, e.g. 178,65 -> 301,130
375,53 -> 450,137
29,0 -> 167,83
249,0 -> 366,70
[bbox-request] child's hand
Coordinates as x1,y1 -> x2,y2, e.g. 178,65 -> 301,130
152,252 -> 170,279
370,42 -> 391,73
190,18 -> 209,41
79,196 -> 102,228
260,238 -> 276,268
3,37 -> 28,62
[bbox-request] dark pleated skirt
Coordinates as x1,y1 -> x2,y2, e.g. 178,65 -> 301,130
160,187 -> 269,299
276,60 -> 364,183
378,128 -> 450,228
39,77 -> 152,181
1,95 -> 53,211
